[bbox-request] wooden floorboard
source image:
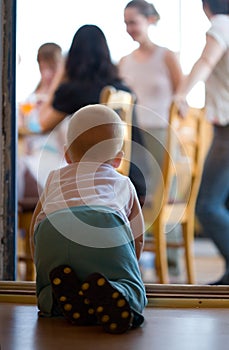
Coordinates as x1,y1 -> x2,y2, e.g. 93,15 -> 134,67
1,302 -> 229,350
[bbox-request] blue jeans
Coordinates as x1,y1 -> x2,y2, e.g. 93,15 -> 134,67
196,124 -> 229,282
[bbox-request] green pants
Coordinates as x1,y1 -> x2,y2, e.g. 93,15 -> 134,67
34,206 -> 147,317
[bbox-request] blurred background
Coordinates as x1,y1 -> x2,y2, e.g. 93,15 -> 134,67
16,0 -> 209,105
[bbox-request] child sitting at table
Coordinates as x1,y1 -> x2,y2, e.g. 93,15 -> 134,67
30,104 -> 147,334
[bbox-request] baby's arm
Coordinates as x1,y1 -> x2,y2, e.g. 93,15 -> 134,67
128,194 -> 145,260
29,172 -> 52,259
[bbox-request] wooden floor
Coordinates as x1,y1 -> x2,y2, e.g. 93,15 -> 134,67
1,301 -> 229,350
11,236 -> 229,349
140,237 -> 224,285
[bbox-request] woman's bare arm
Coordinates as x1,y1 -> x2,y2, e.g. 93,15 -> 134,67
165,49 -> 184,92
175,35 -> 225,100
39,103 -> 67,132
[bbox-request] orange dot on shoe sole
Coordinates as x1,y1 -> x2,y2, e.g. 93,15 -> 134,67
109,323 -> 117,331
82,283 -> 90,291
97,306 -> 104,313
117,299 -> 126,307
63,267 -> 71,274
101,315 -> 110,323
112,292 -> 119,299
59,296 -> 67,302
121,311 -> 129,319
53,278 -> 61,285
88,308 -> 95,315
64,304 -> 72,311
97,278 -> 105,286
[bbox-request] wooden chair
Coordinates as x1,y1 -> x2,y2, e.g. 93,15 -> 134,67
17,168 -> 38,281
18,205 -> 35,281
143,103 -> 206,284
100,85 -> 135,176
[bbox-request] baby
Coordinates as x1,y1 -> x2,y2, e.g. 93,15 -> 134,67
30,104 -> 147,334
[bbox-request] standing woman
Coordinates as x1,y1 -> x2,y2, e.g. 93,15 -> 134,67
119,0 -> 183,200
175,0 -> 229,284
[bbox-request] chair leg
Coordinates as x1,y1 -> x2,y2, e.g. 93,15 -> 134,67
182,221 -> 196,284
154,220 -> 169,284
18,212 -> 35,281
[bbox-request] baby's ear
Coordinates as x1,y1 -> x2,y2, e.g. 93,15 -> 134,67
111,150 -> 124,169
64,144 -> 72,164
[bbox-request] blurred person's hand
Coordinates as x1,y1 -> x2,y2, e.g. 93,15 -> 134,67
48,55 -> 66,95
173,95 -> 189,118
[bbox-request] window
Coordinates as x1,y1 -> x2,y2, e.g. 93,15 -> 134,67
16,0 -> 209,105
0,0 -> 218,290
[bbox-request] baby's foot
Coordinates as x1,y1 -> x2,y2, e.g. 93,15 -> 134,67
49,265 -> 97,325
79,272 -> 134,334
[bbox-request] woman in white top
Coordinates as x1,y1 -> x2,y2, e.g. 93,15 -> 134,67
175,0 -> 229,285
119,0 -> 183,200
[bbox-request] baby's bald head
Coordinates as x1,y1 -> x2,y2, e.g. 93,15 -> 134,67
66,104 -> 125,164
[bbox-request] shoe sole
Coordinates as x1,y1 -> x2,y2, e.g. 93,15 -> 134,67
79,272 -> 133,334
49,265 -> 97,325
